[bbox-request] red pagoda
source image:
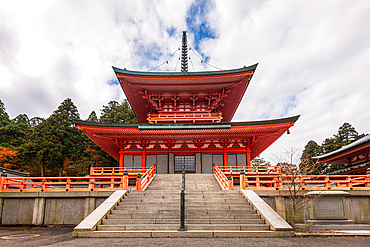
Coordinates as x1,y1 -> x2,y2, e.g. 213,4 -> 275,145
75,32 -> 299,174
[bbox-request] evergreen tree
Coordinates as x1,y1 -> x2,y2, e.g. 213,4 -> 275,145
302,122 -> 365,174
334,122 -> 365,146
12,114 -> 30,126
29,117 -> 44,127
0,122 -> 32,149
321,137 -> 339,154
301,140 -> 324,174
25,98 -> 85,176
99,100 -> 138,123
87,110 -> 99,122
0,99 -> 11,128
251,155 -> 271,166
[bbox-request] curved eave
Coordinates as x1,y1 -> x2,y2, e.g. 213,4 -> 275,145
74,115 -> 298,162
112,64 -> 258,77
73,115 -> 299,129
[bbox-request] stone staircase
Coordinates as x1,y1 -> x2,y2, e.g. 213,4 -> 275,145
96,174 -> 270,234
146,174 -> 221,190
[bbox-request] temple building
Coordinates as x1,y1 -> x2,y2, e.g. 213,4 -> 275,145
75,32 -> 299,173
314,135 -> 370,175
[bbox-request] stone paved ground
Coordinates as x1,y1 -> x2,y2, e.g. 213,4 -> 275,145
0,227 -> 369,247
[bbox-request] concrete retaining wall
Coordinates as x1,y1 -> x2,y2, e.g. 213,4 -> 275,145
256,190 -> 370,224
0,191 -> 113,225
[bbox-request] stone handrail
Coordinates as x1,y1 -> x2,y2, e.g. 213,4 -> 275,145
74,190 -> 127,232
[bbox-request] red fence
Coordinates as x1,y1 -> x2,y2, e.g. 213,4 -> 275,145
136,164 -> 156,191
0,165 -> 157,192
214,166 -> 370,190
213,165 -> 232,190
240,174 -> 370,190
89,166 -> 150,177
217,166 -> 281,176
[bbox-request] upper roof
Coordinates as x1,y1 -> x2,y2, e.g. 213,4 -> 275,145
314,134 -> 370,164
113,64 -> 258,123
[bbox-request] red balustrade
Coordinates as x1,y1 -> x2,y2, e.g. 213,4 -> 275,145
213,165 -> 370,191
213,165 -> 230,190
241,174 -> 370,190
0,165 -> 157,192
89,166 -> 150,177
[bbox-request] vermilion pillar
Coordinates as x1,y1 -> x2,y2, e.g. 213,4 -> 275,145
142,147 -> 146,169
119,147 -> 124,168
223,147 -> 228,169
246,146 -> 251,172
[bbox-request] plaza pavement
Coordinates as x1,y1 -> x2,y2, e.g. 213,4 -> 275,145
1,227 -> 370,247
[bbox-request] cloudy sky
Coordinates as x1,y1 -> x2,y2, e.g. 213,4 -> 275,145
1,0 -> 369,162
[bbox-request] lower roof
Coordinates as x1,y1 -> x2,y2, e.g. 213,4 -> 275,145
74,115 -> 299,161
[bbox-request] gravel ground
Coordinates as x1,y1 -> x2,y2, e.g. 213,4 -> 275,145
0,227 -> 369,247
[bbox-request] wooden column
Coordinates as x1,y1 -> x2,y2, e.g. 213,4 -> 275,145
223,147 -> 228,169
119,147 -> 124,168
221,140 -> 229,170
246,146 -> 251,172
142,147 -> 146,169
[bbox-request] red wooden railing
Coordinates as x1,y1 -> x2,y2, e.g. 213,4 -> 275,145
218,166 -> 281,175
147,112 -> 223,124
0,165 -> 157,192
89,166 -> 150,176
137,164 -> 156,191
213,165 -> 370,190
0,176 -> 125,192
242,174 -> 370,190
213,165 -> 231,190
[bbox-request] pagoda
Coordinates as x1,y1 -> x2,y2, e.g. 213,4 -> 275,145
75,32 -> 299,174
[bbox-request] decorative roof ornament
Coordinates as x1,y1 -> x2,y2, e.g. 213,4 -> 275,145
181,31 -> 188,73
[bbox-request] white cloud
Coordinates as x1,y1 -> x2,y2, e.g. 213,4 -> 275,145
0,0 -> 369,163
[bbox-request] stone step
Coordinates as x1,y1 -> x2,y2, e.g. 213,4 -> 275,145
74,230 -> 295,238
111,209 -> 257,215
114,205 -> 254,211
106,213 -> 261,219
90,174 -> 271,233
97,224 -> 269,231
124,194 -> 243,199
127,190 -> 240,194
120,198 -> 248,203
102,218 -> 265,225
118,201 -> 249,206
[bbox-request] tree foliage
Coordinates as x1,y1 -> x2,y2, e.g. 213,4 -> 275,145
251,155 -> 271,166
99,100 -> 138,123
0,146 -> 19,170
0,99 -> 11,128
0,97 -> 138,176
87,110 -> 98,122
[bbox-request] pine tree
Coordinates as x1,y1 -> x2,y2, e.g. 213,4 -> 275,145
251,155 -> 270,166
12,114 -> 30,126
25,98 -> 85,176
0,99 -> 11,128
301,140 -> 324,174
87,110 -> 98,122
99,100 -> 138,123
29,117 -> 44,127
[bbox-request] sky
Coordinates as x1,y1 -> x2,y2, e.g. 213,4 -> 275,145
1,0 -> 370,162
